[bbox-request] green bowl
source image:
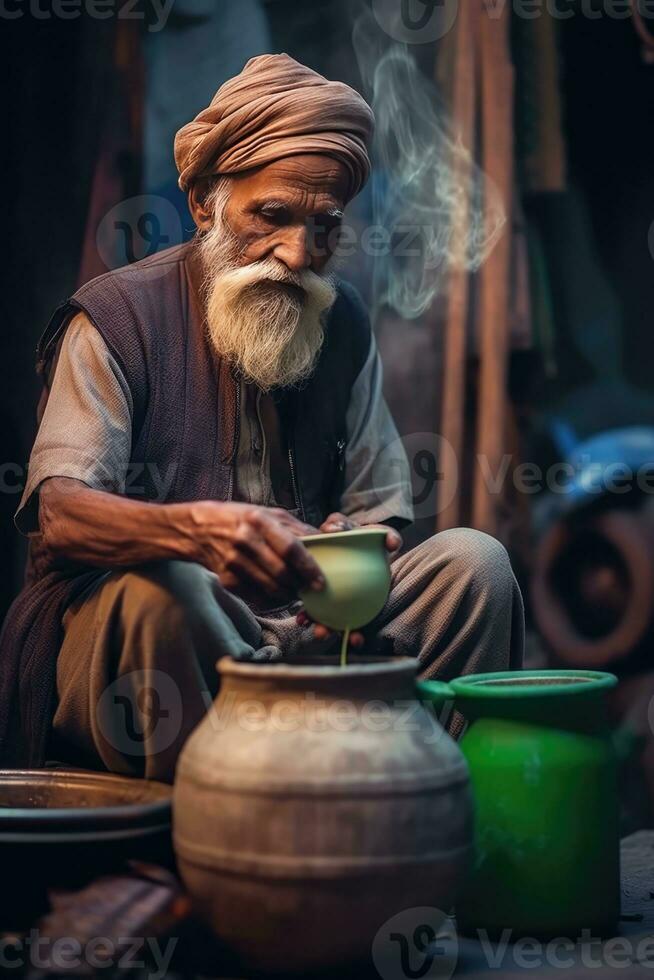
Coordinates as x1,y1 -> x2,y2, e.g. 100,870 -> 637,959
299,527 -> 391,631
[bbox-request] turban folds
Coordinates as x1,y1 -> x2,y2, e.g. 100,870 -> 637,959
175,54 -> 374,202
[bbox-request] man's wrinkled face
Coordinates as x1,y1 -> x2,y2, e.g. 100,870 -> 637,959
191,155 -> 348,392
221,155 -> 348,274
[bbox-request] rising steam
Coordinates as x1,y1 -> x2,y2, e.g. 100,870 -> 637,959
352,10 -> 506,320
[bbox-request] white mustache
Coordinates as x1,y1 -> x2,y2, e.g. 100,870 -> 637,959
215,255 -> 334,308
197,208 -> 337,391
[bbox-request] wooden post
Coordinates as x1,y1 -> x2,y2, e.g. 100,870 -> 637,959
472,2 -> 514,535
436,0 -> 479,531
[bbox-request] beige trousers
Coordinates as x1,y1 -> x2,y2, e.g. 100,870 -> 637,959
52,529 -> 524,782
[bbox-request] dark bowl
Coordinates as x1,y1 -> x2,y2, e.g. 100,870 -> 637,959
0,768 -> 172,929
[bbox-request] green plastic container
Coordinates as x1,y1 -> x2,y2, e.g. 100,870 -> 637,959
418,669 -> 624,939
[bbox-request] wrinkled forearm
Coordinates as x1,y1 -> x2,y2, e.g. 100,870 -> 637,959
38,477 -> 197,569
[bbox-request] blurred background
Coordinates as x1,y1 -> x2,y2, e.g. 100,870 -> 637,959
2,0 -> 654,823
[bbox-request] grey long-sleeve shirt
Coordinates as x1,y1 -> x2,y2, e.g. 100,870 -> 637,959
17,313 -> 414,533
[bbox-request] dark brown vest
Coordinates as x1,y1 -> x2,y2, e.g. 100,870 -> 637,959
0,242 -> 371,766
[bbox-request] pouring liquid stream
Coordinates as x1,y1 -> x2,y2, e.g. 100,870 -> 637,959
340,628 -> 351,668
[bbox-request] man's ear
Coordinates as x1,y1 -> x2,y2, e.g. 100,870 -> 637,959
188,178 -> 216,231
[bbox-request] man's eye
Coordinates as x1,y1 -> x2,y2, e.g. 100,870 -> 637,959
259,208 -> 290,226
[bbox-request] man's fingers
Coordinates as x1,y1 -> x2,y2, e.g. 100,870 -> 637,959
271,508 -> 317,537
287,538 -> 325,590
312,625 -> 365,647
364,523 -> 402,554
301,618 -> 365,649
320,512 -> 356,533
223,550 -> 288,599
255,512 -> 325,589
386,529 -> 402,553
234,533 -> 301,591
317,515 -> 402,555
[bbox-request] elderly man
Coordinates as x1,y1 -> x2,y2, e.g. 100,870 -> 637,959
0,55 -> 523,781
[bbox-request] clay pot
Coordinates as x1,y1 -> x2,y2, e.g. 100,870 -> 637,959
173,656 -> 472,974
298,527 -> 391,630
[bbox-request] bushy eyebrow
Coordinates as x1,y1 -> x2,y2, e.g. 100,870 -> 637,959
256,200 -> 289,212
254,200 -> 344,220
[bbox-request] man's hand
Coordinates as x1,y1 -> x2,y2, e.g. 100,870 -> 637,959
296,513 -> 402,646
40,479 -> 322,603
319,512 -> 403,555
188,501 -> 323,603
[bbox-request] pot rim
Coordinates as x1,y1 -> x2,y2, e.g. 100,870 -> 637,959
217,654 -> 417,680
0,769 -> 172,831
449,668 -> 618,699
299,527 -> 388,545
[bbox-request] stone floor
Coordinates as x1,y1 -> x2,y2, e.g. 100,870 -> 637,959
451,832 -> 654,978
3,832 -> 653,978
196,831 -> 654,978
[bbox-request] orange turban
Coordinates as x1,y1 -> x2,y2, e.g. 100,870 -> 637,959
175,54 -> 374,202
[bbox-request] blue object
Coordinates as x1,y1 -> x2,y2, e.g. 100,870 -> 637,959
554,426 -> 654,513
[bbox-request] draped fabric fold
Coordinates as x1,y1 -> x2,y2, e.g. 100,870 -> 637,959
174,53 -> 374,201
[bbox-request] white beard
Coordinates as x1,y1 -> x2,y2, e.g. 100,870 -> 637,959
197,196 -> 337,392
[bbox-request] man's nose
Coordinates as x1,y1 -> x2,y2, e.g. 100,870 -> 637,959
273,226 -> 312,272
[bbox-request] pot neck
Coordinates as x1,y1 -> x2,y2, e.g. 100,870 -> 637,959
216,656 -> 418,702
